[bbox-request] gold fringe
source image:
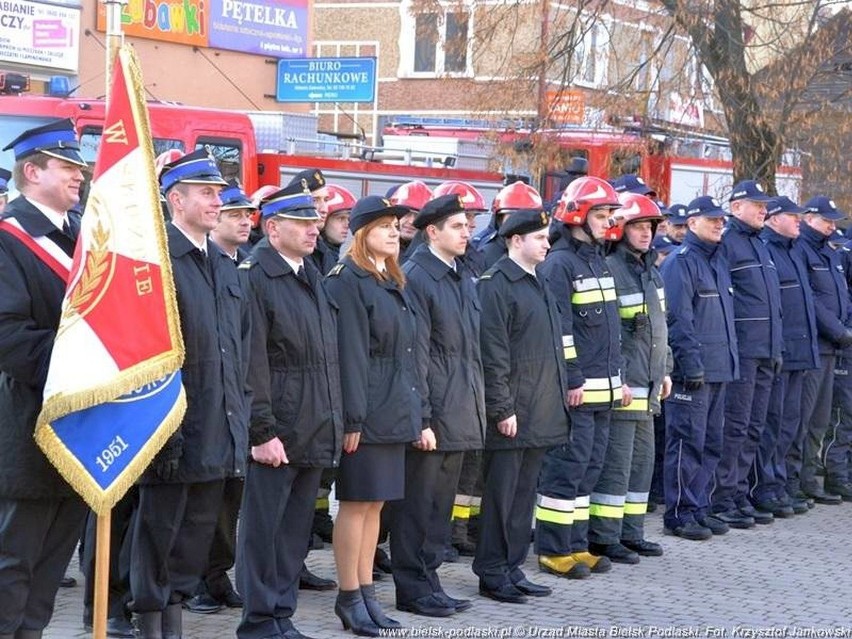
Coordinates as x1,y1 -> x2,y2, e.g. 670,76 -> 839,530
34,44 -> 188,511
35,388 -> 186,515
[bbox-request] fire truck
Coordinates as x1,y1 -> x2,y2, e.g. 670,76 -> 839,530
0,93 -> 506,202
381,116 -> 803,206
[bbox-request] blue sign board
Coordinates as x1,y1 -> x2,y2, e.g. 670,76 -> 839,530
276,57 -> 377,103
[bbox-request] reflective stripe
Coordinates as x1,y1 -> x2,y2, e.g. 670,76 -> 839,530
573,277 -> 603,292
562,335 -> 575,347
573,289 -> 617,304
584,376 -> 621,390
614,387 -> 651,412
537,495 -> 574,511
575,495 -> 590,508
573,507 -> 590,521
590,492 -> 625,506
470,497 -> 481,508
452,504 -> 471,519
626,491 -> 649,503
315,497 -> 330,509
589,503 -> 624,518
618,292 -> 644,307
599,277 -> 615,289
619,304 -> 645,319
624,502 -> 648,515
470,503 -> 481,516
564,346 -> 578,360
535,506 -> 573,525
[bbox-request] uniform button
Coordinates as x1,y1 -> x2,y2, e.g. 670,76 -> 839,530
407,347 -> 412,353
411,387 -> 416,392
221,348 -> 226,354
402,306 -> 407,311
227,410 -> 233,416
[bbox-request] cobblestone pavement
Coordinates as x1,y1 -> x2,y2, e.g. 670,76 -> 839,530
49,502 -> 852,639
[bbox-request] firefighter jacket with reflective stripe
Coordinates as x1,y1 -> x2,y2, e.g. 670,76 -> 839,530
794,223 -> 850,355
539,226 -> 623,409
760,226 -> 819,371
661,230 -> 739,383
607,243 -> 672,419
719,217 -> 783,360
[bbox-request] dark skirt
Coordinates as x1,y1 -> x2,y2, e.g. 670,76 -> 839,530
336,442 -> 405,502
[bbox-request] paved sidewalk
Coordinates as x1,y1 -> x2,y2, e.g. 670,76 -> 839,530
49,504 -> 852,638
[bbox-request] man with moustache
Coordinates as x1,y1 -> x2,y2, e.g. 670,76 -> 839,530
388,194 -> 486,617
660,196 -> 738,540
237,182 -> 343,639
0,119 -> 88,639
130,149 -> 251,639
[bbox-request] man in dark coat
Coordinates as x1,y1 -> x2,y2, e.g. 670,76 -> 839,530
236,183 -> 343,639
473,210 -> 569,604
0,119 -> 89,639
129,149 -> 251,639
388,194 -> 486,617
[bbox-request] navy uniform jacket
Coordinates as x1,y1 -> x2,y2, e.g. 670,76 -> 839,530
661,230 -> 739,383
652,234 -> 680,252
240,243 -> 343,467
477,256 -> 569,450
794,223 -> 850,355
325,256 -> 421,444
539,226 -> 623,409
141,223 -> 251,484
309,236 -> 340,277
403,244 -> 486,451
760,227 -> 819,371
719,217 -> 783,360
0,197 -> 79,499
607,242 -> 673,419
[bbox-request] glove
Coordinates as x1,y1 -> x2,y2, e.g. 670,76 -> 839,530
152,436 -> 182,481
837,330 -> 852,348
683,375 -> 704,391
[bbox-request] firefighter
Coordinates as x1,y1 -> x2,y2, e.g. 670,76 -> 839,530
474,209 -> 570,604
535,176 -> 626,579
588,193 -> 672,563
660,195 -> 738,540
320,184 -> 356,273
236,182 -> 343,639
0,119 -> 88,639
130,149 -> 251,639
751,196 -> 818,517
433,181 -> 489,280
710,181 -> 783,528
387,180 -> 433,262
291,169 -> 333,277
788,196 -> 851,505
473,181 -> 543,269
388,194 -> 486,617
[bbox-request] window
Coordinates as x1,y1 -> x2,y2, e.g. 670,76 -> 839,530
571,22 -> 609,87
195,139 -> 242,183
404,4 -> 472,76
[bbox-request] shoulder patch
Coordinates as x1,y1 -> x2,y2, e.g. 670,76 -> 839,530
328,263 -> 345,277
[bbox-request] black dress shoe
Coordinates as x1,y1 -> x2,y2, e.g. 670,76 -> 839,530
374,547 -> 393,574
696,515 -> 730,536
712,509 -> 755,529
803,487 -> 842,505
737,504 -> 773,525
824,482 -> 852,502
754,499 -> 794,519
60,575 -> 77,588
588,542 -> 640,564
220,590 -> 243,608
663,520 -> 712,540
512,577 -> 552,597
183,593 -> 223,614
299,566 -> 337,591
433,591 -> 472,612
281,627 -> 316,639
396,594 -> 456,617
479,582 -> 527,604
620,538 -> 663,556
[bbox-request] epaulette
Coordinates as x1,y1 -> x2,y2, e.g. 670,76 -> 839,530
237,258 -> 253,270
328,263 -> 345,277
478,273 -> 493,281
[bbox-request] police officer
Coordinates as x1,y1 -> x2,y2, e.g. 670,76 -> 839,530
789,196 -> 851,505
0,119 -> 88,639
130,149 -> 251,639
652,204 -> 689,258
751,196 -> 819,516
588,193 -> 672,563
474,209 -> 570,603
711,180 -> 782,528
473,181 -> 543,269
236,183 -> 343,639
535,176 -> 625,579
610,174 -> 656,199
660,195 -> 738,540
388,194 -> 486,617
184,179 -> 256,615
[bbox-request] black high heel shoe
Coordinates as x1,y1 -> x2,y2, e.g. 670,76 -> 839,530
334,589 -> 381,637
361,583 -> 402,630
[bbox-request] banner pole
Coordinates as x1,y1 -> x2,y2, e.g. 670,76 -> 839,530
92,511 -> 112,639
102,0 -> 126,105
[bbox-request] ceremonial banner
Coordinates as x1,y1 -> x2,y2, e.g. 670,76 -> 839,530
36,44 -> 186,515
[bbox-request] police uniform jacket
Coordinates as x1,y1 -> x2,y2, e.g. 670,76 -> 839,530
141,223 -> 251,484
793,223 -> 850,355
652,235 -> 680,252
661,230 -> 739,383
719,217 -> 783,360
477,256 -> 569,450
760,226 -> 819,371
325,256 -> 421,444
403,244 -> 486,451
0,198 -> 79,498
539,226 -> 623,409
241,243 -> 343,467
607,242 -> 673,419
